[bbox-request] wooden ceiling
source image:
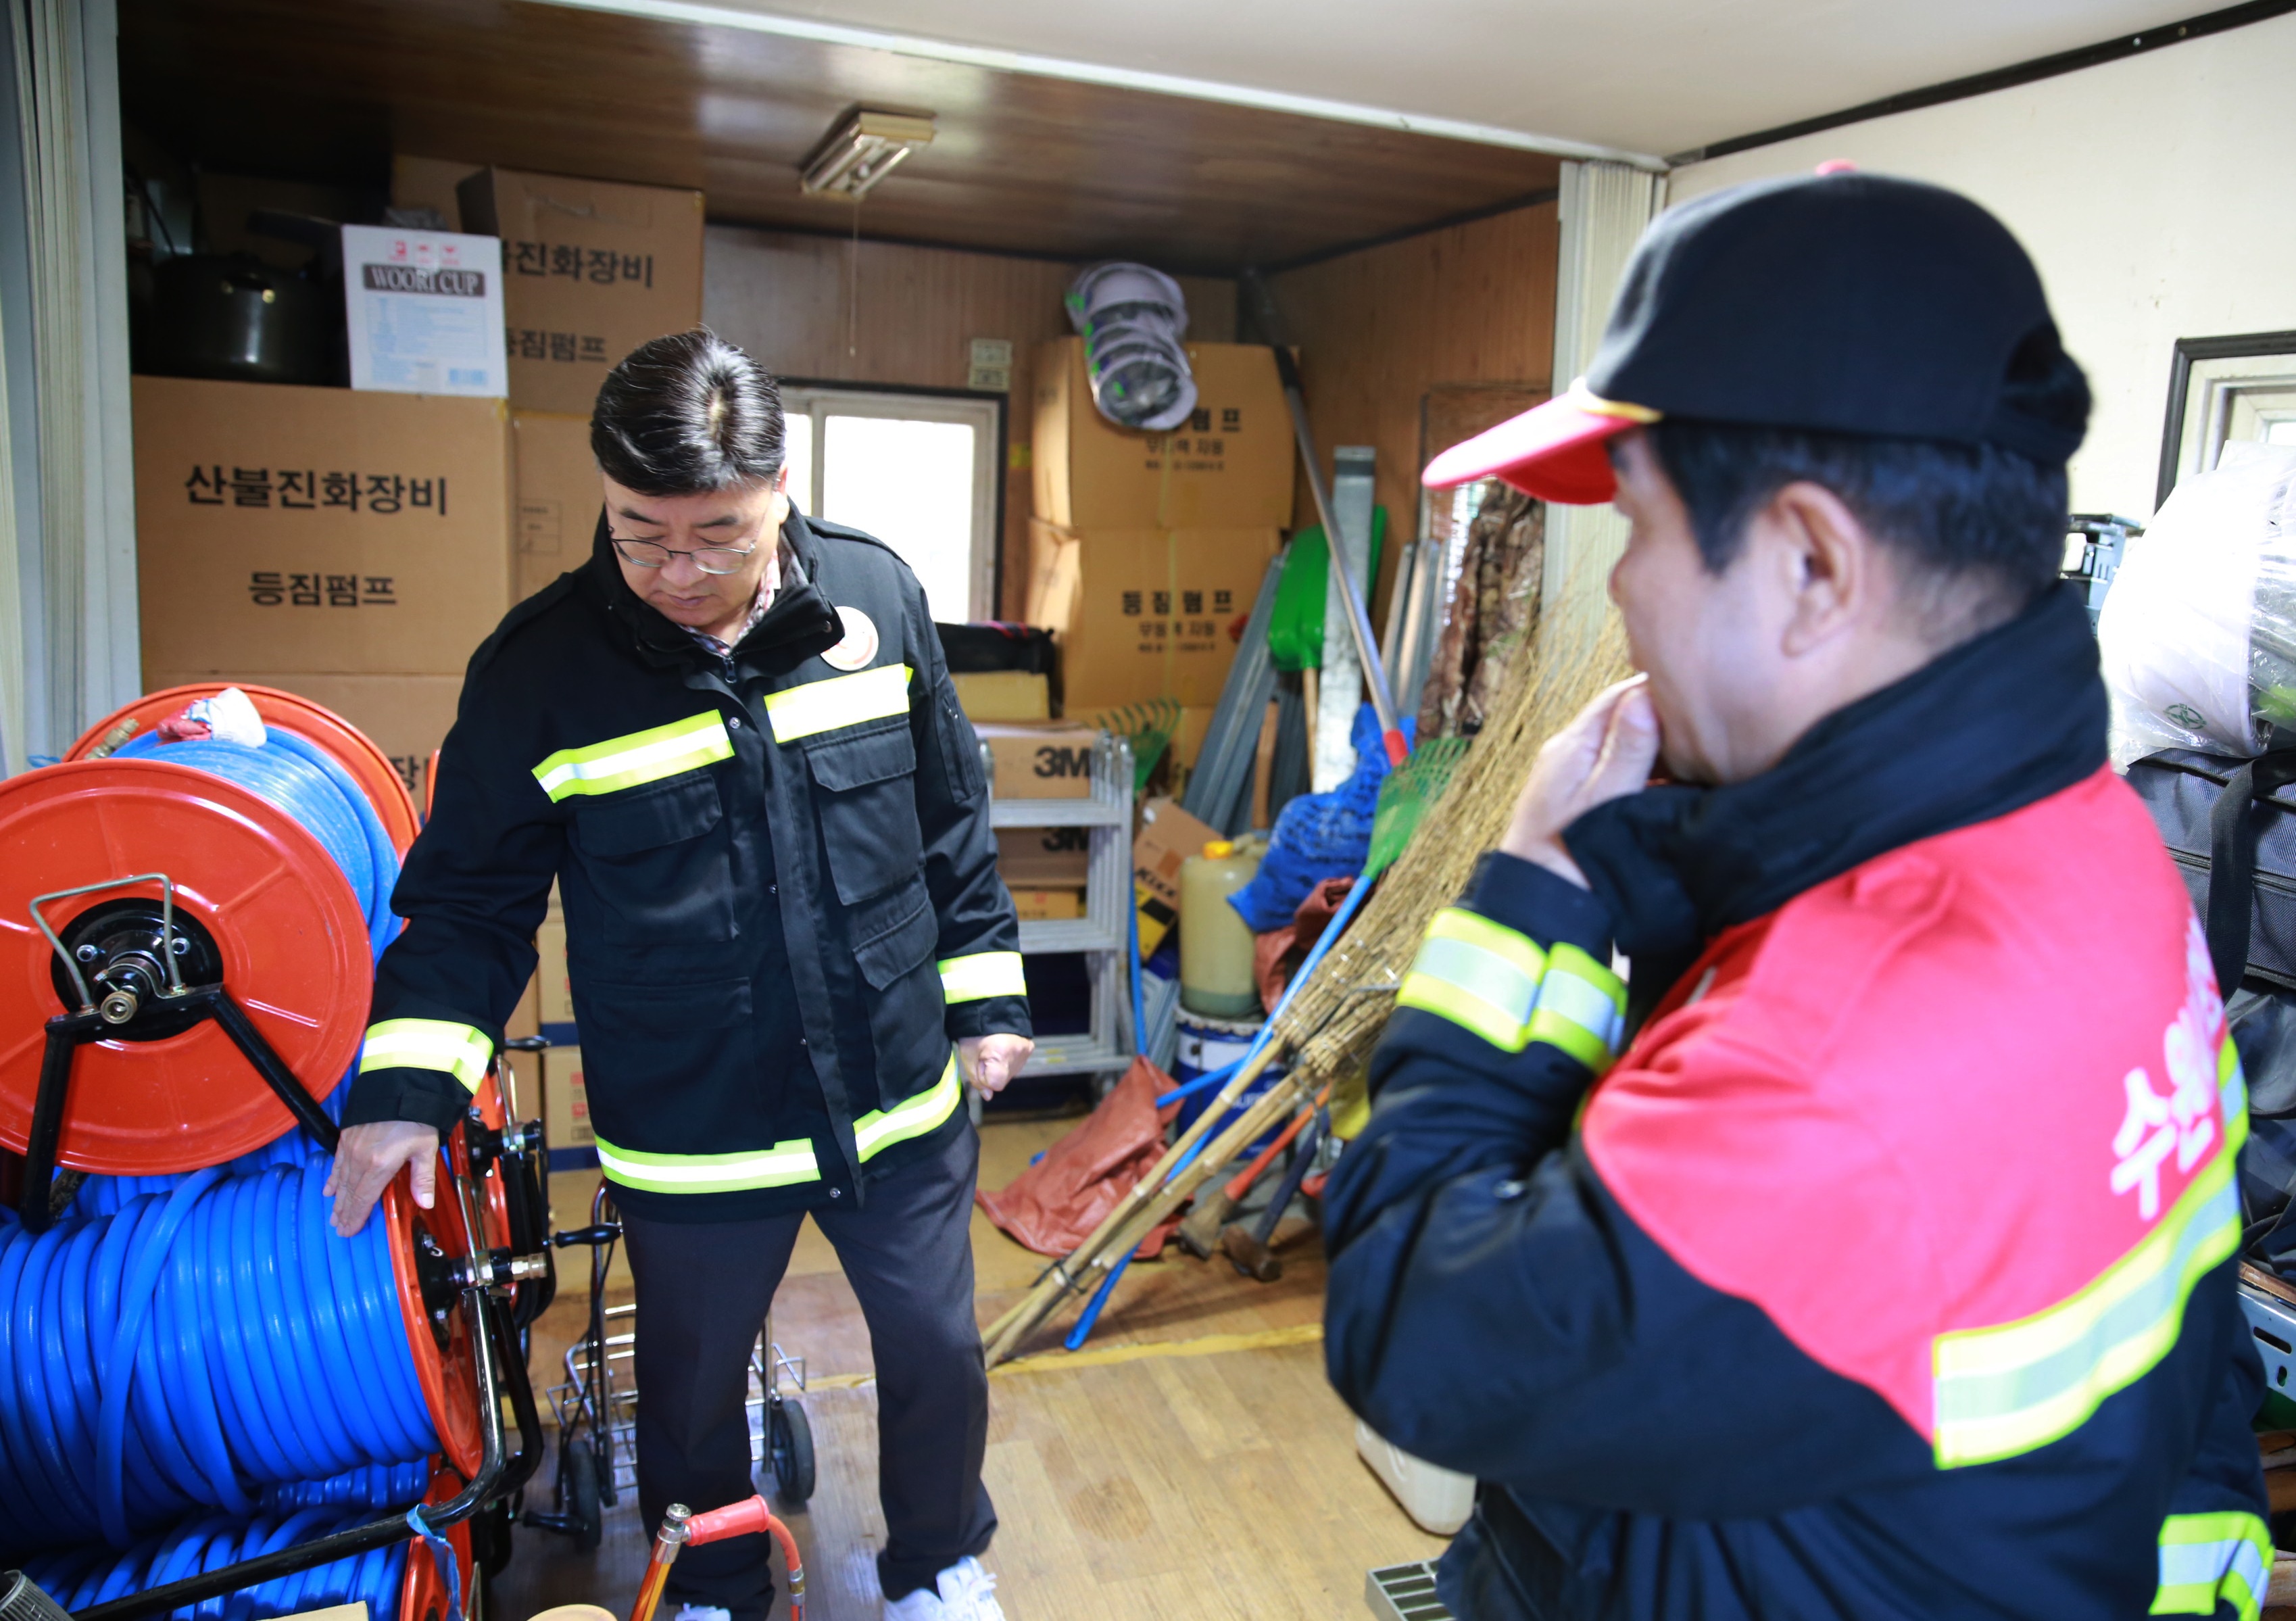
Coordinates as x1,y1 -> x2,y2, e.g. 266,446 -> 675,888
116,0 -> 1564,274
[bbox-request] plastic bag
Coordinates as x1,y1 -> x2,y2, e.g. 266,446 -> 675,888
2100,442 -> 2296,767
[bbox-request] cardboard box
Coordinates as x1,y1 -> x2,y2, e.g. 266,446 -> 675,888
951,670 -> 1049,723
141,670 -> 463,806
996,825 -> 1090,886
1008,886 -> 1085,921
391,154 -> 483,226
341,224 -> 508,397
1032,337 -> 1295,529
975,721 -> 1097,800
541,1044 -> 593,1151
504,972 -> 541,1046
536,913 -> 574,1027
548,1169 -> 633,1295
457,167 -> 705,416
1027,519 -> 1279,710
1133,796 -> 1221,956
134,377 -> 512,677
512,410 -> 600,599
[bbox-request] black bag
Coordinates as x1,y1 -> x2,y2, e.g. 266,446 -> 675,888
2128,747 -> 2296,1274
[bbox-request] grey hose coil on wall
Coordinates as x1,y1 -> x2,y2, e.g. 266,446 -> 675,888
1067,262 -> 1196,431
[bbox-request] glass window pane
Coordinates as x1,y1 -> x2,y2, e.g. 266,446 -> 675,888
781,411 -> 814,514
819,415 -> 977,621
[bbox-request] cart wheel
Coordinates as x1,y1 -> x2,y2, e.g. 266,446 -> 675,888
568,1437 -> 603,1552
770,1397 -> 815,1504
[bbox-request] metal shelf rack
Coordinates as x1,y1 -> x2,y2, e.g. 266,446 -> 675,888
986,731 -> 1134,1080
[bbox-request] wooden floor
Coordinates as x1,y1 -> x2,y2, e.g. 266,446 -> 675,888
493,1113 -> 1446,1621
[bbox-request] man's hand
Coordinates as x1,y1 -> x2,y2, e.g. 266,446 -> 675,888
324,1120 -> 441,1236
958,1033 -> 1034,1098
1498,675 -> 1661,888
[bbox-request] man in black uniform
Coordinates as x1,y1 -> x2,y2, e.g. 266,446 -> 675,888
326,331 -> 1030,1621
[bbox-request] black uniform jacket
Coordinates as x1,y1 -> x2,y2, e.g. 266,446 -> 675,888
346,509 -> 1029,1219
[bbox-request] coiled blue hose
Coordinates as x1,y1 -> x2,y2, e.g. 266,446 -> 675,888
65,1088 -> 348,1218
112,729 -> 401,961
259,1461 -> 430,1516
0,1162 -> 439,1557
20,1508 -> 410,1621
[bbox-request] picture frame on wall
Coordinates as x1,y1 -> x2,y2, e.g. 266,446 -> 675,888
2157,329 -> 2296,508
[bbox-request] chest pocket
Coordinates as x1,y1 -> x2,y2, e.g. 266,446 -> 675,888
570,772 -> 738,944
804,719 -> 925,904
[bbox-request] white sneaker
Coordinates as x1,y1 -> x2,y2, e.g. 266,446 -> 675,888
883,1558 -> 1005,1621
933,1558 -> 1006,1621
673,1607 -> 732,1621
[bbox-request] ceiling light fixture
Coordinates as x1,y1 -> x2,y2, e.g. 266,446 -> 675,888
799,108 -> 936,198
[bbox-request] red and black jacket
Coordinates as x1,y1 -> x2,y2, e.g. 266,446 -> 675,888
1323,588 -> 2270,1620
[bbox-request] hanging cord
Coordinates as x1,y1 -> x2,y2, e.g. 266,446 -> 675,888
404,1505 -> 462,1621
0,1162 -> 439,1551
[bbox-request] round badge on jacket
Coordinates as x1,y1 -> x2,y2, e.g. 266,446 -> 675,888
821,606 -> 879,671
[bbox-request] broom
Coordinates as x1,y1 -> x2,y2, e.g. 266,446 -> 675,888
980,601 -> 1631,1363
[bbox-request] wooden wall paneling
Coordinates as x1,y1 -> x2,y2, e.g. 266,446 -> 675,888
704,224 -> 1235,619
1266,201 -> 1559,623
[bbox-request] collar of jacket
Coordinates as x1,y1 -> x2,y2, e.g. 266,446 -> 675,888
583,506 -> 843,678
1563,581 -> 2108,1019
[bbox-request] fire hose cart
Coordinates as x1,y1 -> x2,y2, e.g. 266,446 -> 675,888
0,687 -> 553,1621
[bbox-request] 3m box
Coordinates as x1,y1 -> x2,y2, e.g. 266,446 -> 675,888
996,825 -> 1090,886
512,410 -> 599,600
340,224 -> 508,397
1027,518 -> 1278,711
457,167 -> 705,416
134,377 -> 512,677
1032,337 -> 1295,529
974,721 -> 1098,799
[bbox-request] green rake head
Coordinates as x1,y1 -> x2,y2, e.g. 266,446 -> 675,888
1365,735 -> 1473,880
1081,697 -> 1182,793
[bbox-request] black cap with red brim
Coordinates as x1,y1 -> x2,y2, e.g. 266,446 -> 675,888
1421,380 -> 1659,504
1421,170 -> 2084,507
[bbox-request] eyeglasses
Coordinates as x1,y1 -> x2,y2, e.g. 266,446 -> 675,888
610,537 -> 760,576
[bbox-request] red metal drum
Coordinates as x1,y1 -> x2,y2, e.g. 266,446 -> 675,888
69,683 -> 421,857
383,1161 -> 487,1479
0,760 -> 369,1173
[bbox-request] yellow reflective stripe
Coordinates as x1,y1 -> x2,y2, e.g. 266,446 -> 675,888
360,1018 -> 493,1094
856,1052 -> 962,1161
2153,1511 -> 2270,1619
764,664 -> 913,744
2221,1035 -> 2251,1155
594,1134 -> 821,1194
1527,943 -> 1628,1073
1394,907 -> 1546,1052
1932,1148 -> 2241,1468
940,950 -> 1027,1003
533,712 -> 733,802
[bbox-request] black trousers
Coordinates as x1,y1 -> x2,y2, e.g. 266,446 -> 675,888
620,1122 -> 996,1616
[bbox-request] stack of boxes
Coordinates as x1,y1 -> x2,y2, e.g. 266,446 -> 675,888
131,161 -> 700,1292
1024,337 -> 1296,749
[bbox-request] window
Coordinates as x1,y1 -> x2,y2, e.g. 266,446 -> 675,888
778,387 -> 1000,623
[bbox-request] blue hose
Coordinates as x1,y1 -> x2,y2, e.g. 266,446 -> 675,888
112,730 -> 400,961
0,1163 -> 439,1556
20,1508 -> 410,1621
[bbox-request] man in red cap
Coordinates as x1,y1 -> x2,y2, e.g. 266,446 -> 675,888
1323,172 -> 2270,1619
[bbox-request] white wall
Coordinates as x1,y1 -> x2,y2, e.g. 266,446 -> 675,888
1669,13 -> 2296,524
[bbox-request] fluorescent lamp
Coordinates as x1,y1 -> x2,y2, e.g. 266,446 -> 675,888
800,109 -> 937,198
